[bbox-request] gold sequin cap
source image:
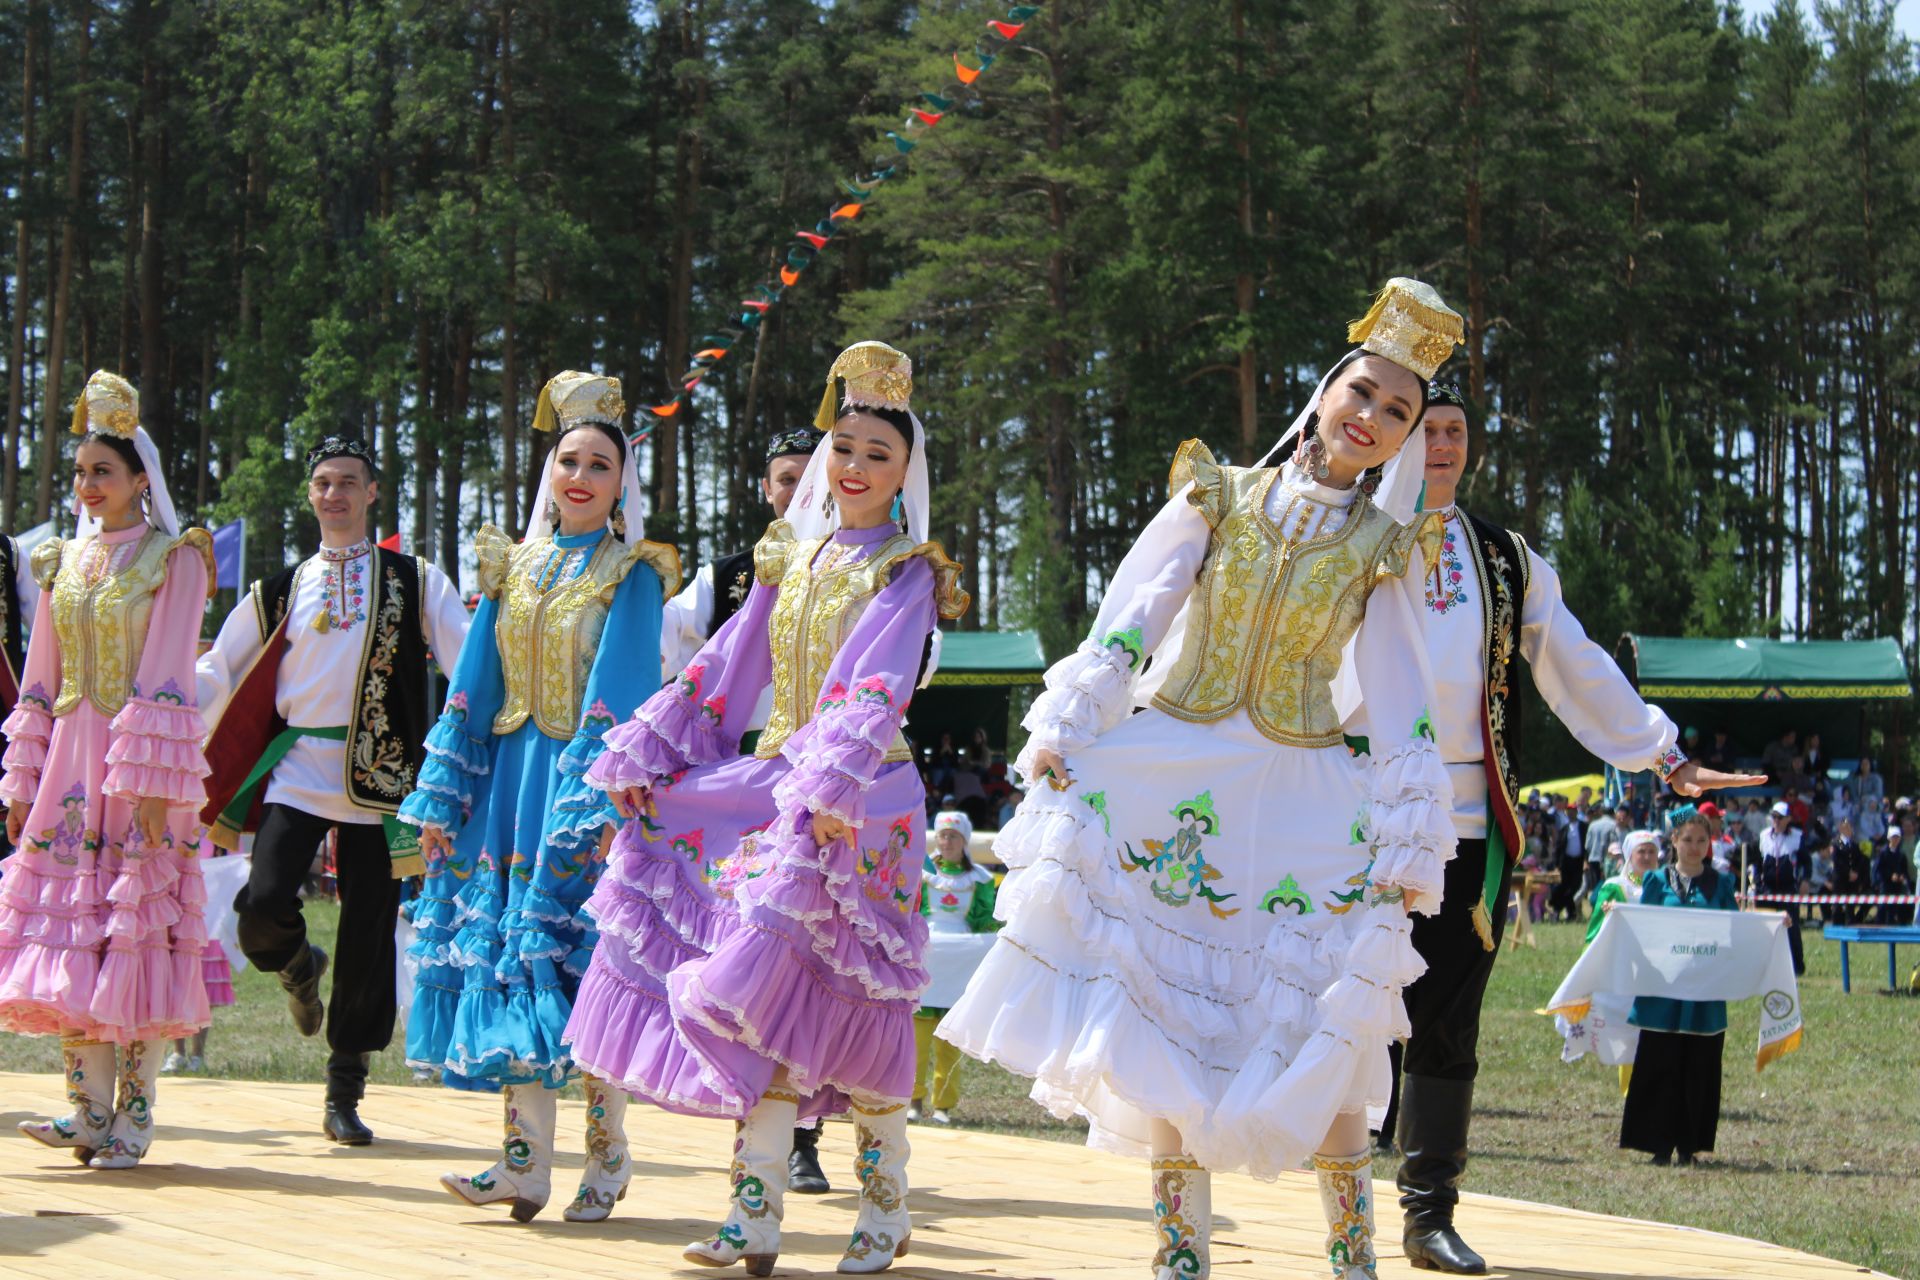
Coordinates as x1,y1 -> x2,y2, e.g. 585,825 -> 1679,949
532,370 -> 626,434
813,340 -> 914,435
70,370 -> 139,439
1346,278 -> 1464,382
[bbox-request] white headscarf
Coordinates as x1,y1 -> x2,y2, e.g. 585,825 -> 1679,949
524,422 -> 649,545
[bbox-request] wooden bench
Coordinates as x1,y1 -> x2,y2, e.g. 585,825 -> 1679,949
1822,923 -> 1920,993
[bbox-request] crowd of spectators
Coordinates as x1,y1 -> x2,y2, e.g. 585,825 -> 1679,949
917,728 -> 1022,832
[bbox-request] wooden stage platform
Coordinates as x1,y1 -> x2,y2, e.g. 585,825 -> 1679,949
0,1073 -> 1883,1279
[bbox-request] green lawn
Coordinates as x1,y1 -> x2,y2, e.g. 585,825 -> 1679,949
4,903 -> 1914,1277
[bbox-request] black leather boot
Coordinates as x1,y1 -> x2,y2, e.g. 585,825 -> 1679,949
280,943 -> 329,1038
322,1050 -> 374,1145
1397,1074 -> 1487,1274
787,1123 -> 830,1194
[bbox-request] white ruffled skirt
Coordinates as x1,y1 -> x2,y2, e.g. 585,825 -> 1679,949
938,707 -> 1446,1179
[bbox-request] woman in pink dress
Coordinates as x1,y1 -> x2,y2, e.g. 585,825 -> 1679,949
0,370 -> 216,1170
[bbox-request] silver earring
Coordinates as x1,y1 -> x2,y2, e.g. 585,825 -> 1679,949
1306,435 -> 1331,480
546,499 -> 561,527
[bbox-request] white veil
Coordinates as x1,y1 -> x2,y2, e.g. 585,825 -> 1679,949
784,409 -> 931,547
1130,351 -> 1428,705
75,425 -> 181,540
524,423 -> 649,545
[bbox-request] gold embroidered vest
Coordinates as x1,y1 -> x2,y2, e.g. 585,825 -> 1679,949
752,521 -> 968,761
1150,440 -> 1428,748
39,527 -> 215,718
478,525 -> 683,740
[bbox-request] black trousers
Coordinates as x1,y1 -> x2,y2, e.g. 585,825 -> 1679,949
1380,838 -> 1505,1138
234,803 -> 399,1056
1620,1029 -> 1724,1158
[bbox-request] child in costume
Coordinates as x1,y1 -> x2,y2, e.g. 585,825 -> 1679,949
1,370 -> 216,1169
910,808 -> 998,1124
565,340 -> 967,1275
405,372 -> 679,1223
940,282 -> 1463,1279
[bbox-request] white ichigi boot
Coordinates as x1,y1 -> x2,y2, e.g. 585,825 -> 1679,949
682,1089 -> 796,1275
837,1097 -> 912,1274
1150,1155 -> 1211,1279
563,1074 -> 632,1222
88,1042 -> 156,1170
18,1037 -> 116,1163
1313,1149 -> 1380,1279
439,1084 -> 557,1221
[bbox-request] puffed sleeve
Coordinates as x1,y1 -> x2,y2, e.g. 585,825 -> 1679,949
103,534 -> 215,809
397,537 -> 510,837
0,558 -> 62,806
545,542 -> 673,847
1014,444 -> 1215,782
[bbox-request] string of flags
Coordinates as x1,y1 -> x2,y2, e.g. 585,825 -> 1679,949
634,3 -> 1041,440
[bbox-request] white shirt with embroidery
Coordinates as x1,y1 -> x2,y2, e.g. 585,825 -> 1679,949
1420,508 -> 1679,840
196,545 -> 471,826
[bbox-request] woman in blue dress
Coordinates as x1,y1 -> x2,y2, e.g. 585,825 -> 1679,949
401,371 -> 679,1222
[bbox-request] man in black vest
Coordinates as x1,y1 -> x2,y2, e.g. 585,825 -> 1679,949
196,437 -> 470,1144
0,531 -> 39,857
1390,384 -> 1761,1272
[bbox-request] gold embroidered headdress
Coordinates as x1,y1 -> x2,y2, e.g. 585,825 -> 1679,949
532,370 -> 626,434
1346,278 -> 1464,382
813,340 -> 913,435
71,370 -> 140,438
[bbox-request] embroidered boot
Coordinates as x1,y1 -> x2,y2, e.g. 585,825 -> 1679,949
563,1074 -> 632,1222
1314,1149 -> 1380,1279
837,1098 -> 912,1274
1150,1156 -> 1210,1279
439,1084 -> 556,1221
89,1042 -> 156,1170
18,1038 -> 115,1163
683,1089 -> 795,1275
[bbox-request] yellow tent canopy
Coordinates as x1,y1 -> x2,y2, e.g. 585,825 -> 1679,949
1519,772 -> 1605,800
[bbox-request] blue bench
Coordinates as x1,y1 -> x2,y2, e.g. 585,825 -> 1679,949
1823,924 -> 1920,993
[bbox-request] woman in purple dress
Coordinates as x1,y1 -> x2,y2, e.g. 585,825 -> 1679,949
565,341 -> 967,1275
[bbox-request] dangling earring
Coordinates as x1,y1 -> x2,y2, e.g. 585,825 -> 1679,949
139,488 -> 154,519
609,495 -> 627,541
545,498 -> 561,528
1359,467 -> 1381,497
823,492 -> 836,521
889,492 -> 904,524
1305,435 -> 1331,481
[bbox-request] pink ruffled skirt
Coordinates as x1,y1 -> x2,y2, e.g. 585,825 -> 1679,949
565,753 -> 929,1117
0,704 -> 210,1042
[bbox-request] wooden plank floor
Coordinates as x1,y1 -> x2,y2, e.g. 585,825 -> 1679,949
0,1072 -> 1885,1279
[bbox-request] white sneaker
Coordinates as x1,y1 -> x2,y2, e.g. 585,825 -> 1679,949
906,1100 -> 923,1123
160,1051 -> 188,1076
929,1110 -> 953,1126
185,1056 -> 205,1074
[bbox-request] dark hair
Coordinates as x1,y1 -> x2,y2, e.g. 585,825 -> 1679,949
557,418 -> 628,466
1299,349 -> 1430,477
833,377 -> 913,454
77,431 -> 145,475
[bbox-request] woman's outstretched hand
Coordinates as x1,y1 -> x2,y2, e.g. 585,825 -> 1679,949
1029,748 -> 1071,790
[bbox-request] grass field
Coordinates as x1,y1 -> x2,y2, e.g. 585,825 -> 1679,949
3,901 -> 1913,1278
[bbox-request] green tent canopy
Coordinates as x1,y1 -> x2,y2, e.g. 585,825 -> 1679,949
1616,635 -> 1912,702
928,630 -> 1046,687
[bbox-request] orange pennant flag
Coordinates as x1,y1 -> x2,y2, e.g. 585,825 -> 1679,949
780,266 -> 802,286
831,202 -> 864,221
649,401 -> 682,418
694,347 -> 728,360
955,54 -> 982,85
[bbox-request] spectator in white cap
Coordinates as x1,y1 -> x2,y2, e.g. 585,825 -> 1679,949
1759,801 -> 1807,974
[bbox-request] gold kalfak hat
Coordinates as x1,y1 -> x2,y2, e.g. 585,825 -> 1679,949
1347,278 -> 1464,382
71,370 -> 139,438
813,340 -> 913,435
533,370 -> 625,434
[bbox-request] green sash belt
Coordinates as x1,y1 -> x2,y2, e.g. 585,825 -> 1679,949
214,725 -> 347,836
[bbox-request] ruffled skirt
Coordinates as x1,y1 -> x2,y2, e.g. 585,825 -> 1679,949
406,720 -> 613,1090
939,708 -> 1430,1179
565,752 -> 929,1117
0,705 -> 210,1042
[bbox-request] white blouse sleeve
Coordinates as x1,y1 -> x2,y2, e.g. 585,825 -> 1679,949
660,561 -> 715,683
421,562 -> 473,677
195,597 -> 266,728
1520,547 -> 1684,779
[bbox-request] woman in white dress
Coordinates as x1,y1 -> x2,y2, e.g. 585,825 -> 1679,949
941,280 -> 1463,1279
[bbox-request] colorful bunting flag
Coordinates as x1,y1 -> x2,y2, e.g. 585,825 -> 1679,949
641,3 -> 1042,427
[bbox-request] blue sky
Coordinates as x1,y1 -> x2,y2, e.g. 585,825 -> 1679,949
1736,0 -> 1918,41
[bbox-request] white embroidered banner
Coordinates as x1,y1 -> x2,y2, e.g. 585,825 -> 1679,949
1543,904 -> 1803,1071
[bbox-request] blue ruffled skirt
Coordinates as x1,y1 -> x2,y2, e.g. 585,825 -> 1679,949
404,713 -> 617,1091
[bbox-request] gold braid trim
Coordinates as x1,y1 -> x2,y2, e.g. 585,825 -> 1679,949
170,528 -> 217,592
473,524 -> 516,600
873,538 -> 971,622
602,538 -> 683,603
1168,438 -> 1227,528
753,520 -> 799,586
1151,1156 -> 1204,1171
29,539 -> 63,592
